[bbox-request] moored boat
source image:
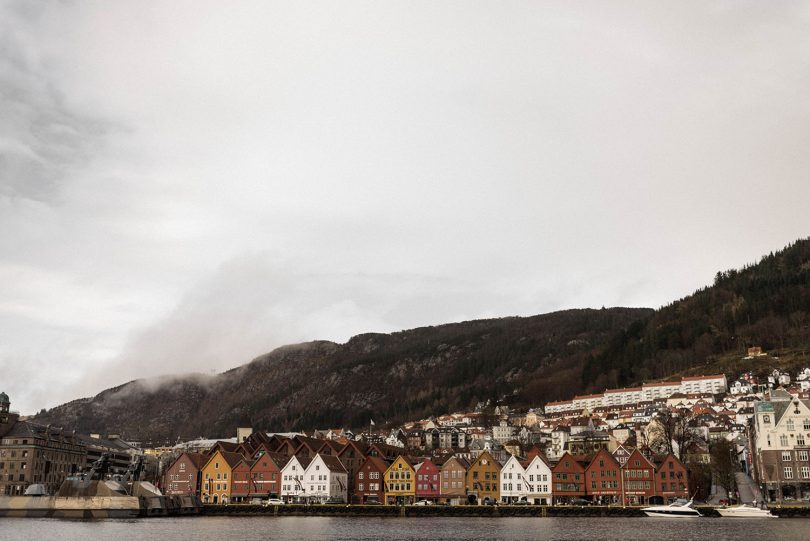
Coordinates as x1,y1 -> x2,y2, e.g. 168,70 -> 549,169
716,503 -> 775,518
641,498 -> 702,518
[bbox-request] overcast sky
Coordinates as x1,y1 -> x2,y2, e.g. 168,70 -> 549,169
2,1 -> 809,414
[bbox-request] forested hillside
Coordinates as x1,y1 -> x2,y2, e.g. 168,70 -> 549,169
34,238 -> 810,442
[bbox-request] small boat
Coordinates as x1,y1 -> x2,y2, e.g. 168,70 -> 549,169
716,503 -> 775,518
642,498 -> 702,518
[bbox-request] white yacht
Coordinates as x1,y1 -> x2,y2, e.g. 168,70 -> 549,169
716,503 -> 775,518
641,498 -> 702,518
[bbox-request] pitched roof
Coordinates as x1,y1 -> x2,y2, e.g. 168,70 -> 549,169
317,453 -> 348,473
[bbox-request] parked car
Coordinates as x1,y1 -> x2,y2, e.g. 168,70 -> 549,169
412,500 -> 433,506
264,498 -> 285,506
512,499 -> 531,506
570,498 -> 591,506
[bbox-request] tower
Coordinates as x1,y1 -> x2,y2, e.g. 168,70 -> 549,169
0,392 -> 9,424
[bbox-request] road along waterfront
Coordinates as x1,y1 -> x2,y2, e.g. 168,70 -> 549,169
2,516 -> 810,541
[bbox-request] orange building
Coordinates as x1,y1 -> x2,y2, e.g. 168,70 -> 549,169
465,451 -> 501,504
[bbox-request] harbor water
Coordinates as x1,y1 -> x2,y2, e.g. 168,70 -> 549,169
1,516 -> 809,541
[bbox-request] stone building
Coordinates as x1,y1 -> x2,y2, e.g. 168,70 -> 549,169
750,391 -> 810,502
0,393 -> 86,496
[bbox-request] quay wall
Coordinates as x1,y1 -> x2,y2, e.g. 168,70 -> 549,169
202,504 -> 810,518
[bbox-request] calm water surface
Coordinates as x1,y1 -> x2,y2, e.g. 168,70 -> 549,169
0,516 -> 808,541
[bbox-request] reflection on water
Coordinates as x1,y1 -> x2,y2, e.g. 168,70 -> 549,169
0,516 -> 808,541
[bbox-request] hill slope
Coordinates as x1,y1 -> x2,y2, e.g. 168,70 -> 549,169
34,308 -> 649,442
582,237 -> 810,390
34,237 -> 810,442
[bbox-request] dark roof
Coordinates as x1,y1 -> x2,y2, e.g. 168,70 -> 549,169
318,453 -> 348,473
181,452 -> 208,470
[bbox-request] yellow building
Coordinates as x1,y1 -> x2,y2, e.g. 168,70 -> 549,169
200,450 -> 243,504
383,455 -> 415,505
466,450 -> 501,504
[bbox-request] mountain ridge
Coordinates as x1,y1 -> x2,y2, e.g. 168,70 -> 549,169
33,238 -> 810,442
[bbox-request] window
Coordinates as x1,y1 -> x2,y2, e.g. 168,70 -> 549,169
784,467 -> 793,479
358,472 -> 364,480
804,419 -> 810,430
798,434 -> 806,446
799,451 -> 809,462
801,467 -> 810,479
780,435 -> 789,447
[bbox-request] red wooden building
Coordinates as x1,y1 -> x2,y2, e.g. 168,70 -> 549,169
621,449 -> 656,505
584,448 -> 622,504
414,458 -> 441,502
162,452 -> 207,496
355,455 -> 390,504
653,453 -> 689,503
551,452 -> 588,504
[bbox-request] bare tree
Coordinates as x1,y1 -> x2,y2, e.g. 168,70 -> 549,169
650,408 -> 702,462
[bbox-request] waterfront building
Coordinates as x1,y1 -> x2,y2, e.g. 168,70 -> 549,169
383,455 -> 416,505
522,449 -> 552,504
499,454 -> 526,504
653,453 -> 689,503
621,449 -> 656,505
162,452 -> 206,496
355,455 -> 390,504
414,458 -> 441,502
439,455 -> 469,505
248,451 -> 290,500
229,456 -> 255,502
200,450 -> 242,504
280,455 -> 312,502
584,448 -> 621,504
750,392 -> 810,502
337,440 -> 369,501
302,453 -> 348,503
466,450 -> 501,504
551,452 -> 587,504
0,393 -> 86,496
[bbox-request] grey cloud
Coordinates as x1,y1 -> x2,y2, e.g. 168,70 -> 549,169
1,1 -> 810,414
0,3 -> 112,203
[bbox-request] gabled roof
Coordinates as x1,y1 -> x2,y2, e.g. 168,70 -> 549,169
315,453 -> 348,474
207,440 -> 241,455
359,455 -> 391,473
443,455 -> 470,469
251,451 -> 292,471
181,452 -> 209,470
203,450 -> 244,471
623,448 -> 656,469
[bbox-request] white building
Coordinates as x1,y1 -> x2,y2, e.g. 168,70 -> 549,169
521,454 -> 552,504
544,375 -> 728,414
280,455 -> 311,501
302,453 -> 348,503
492,420 -> 517,443
499,455 -> 526,503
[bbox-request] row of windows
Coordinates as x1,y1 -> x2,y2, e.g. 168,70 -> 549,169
358,471 -> 380,480
783,466 -> 810,479
781,451 -> 810,462
591,480 -> 620,489
357,483 -> 379,491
